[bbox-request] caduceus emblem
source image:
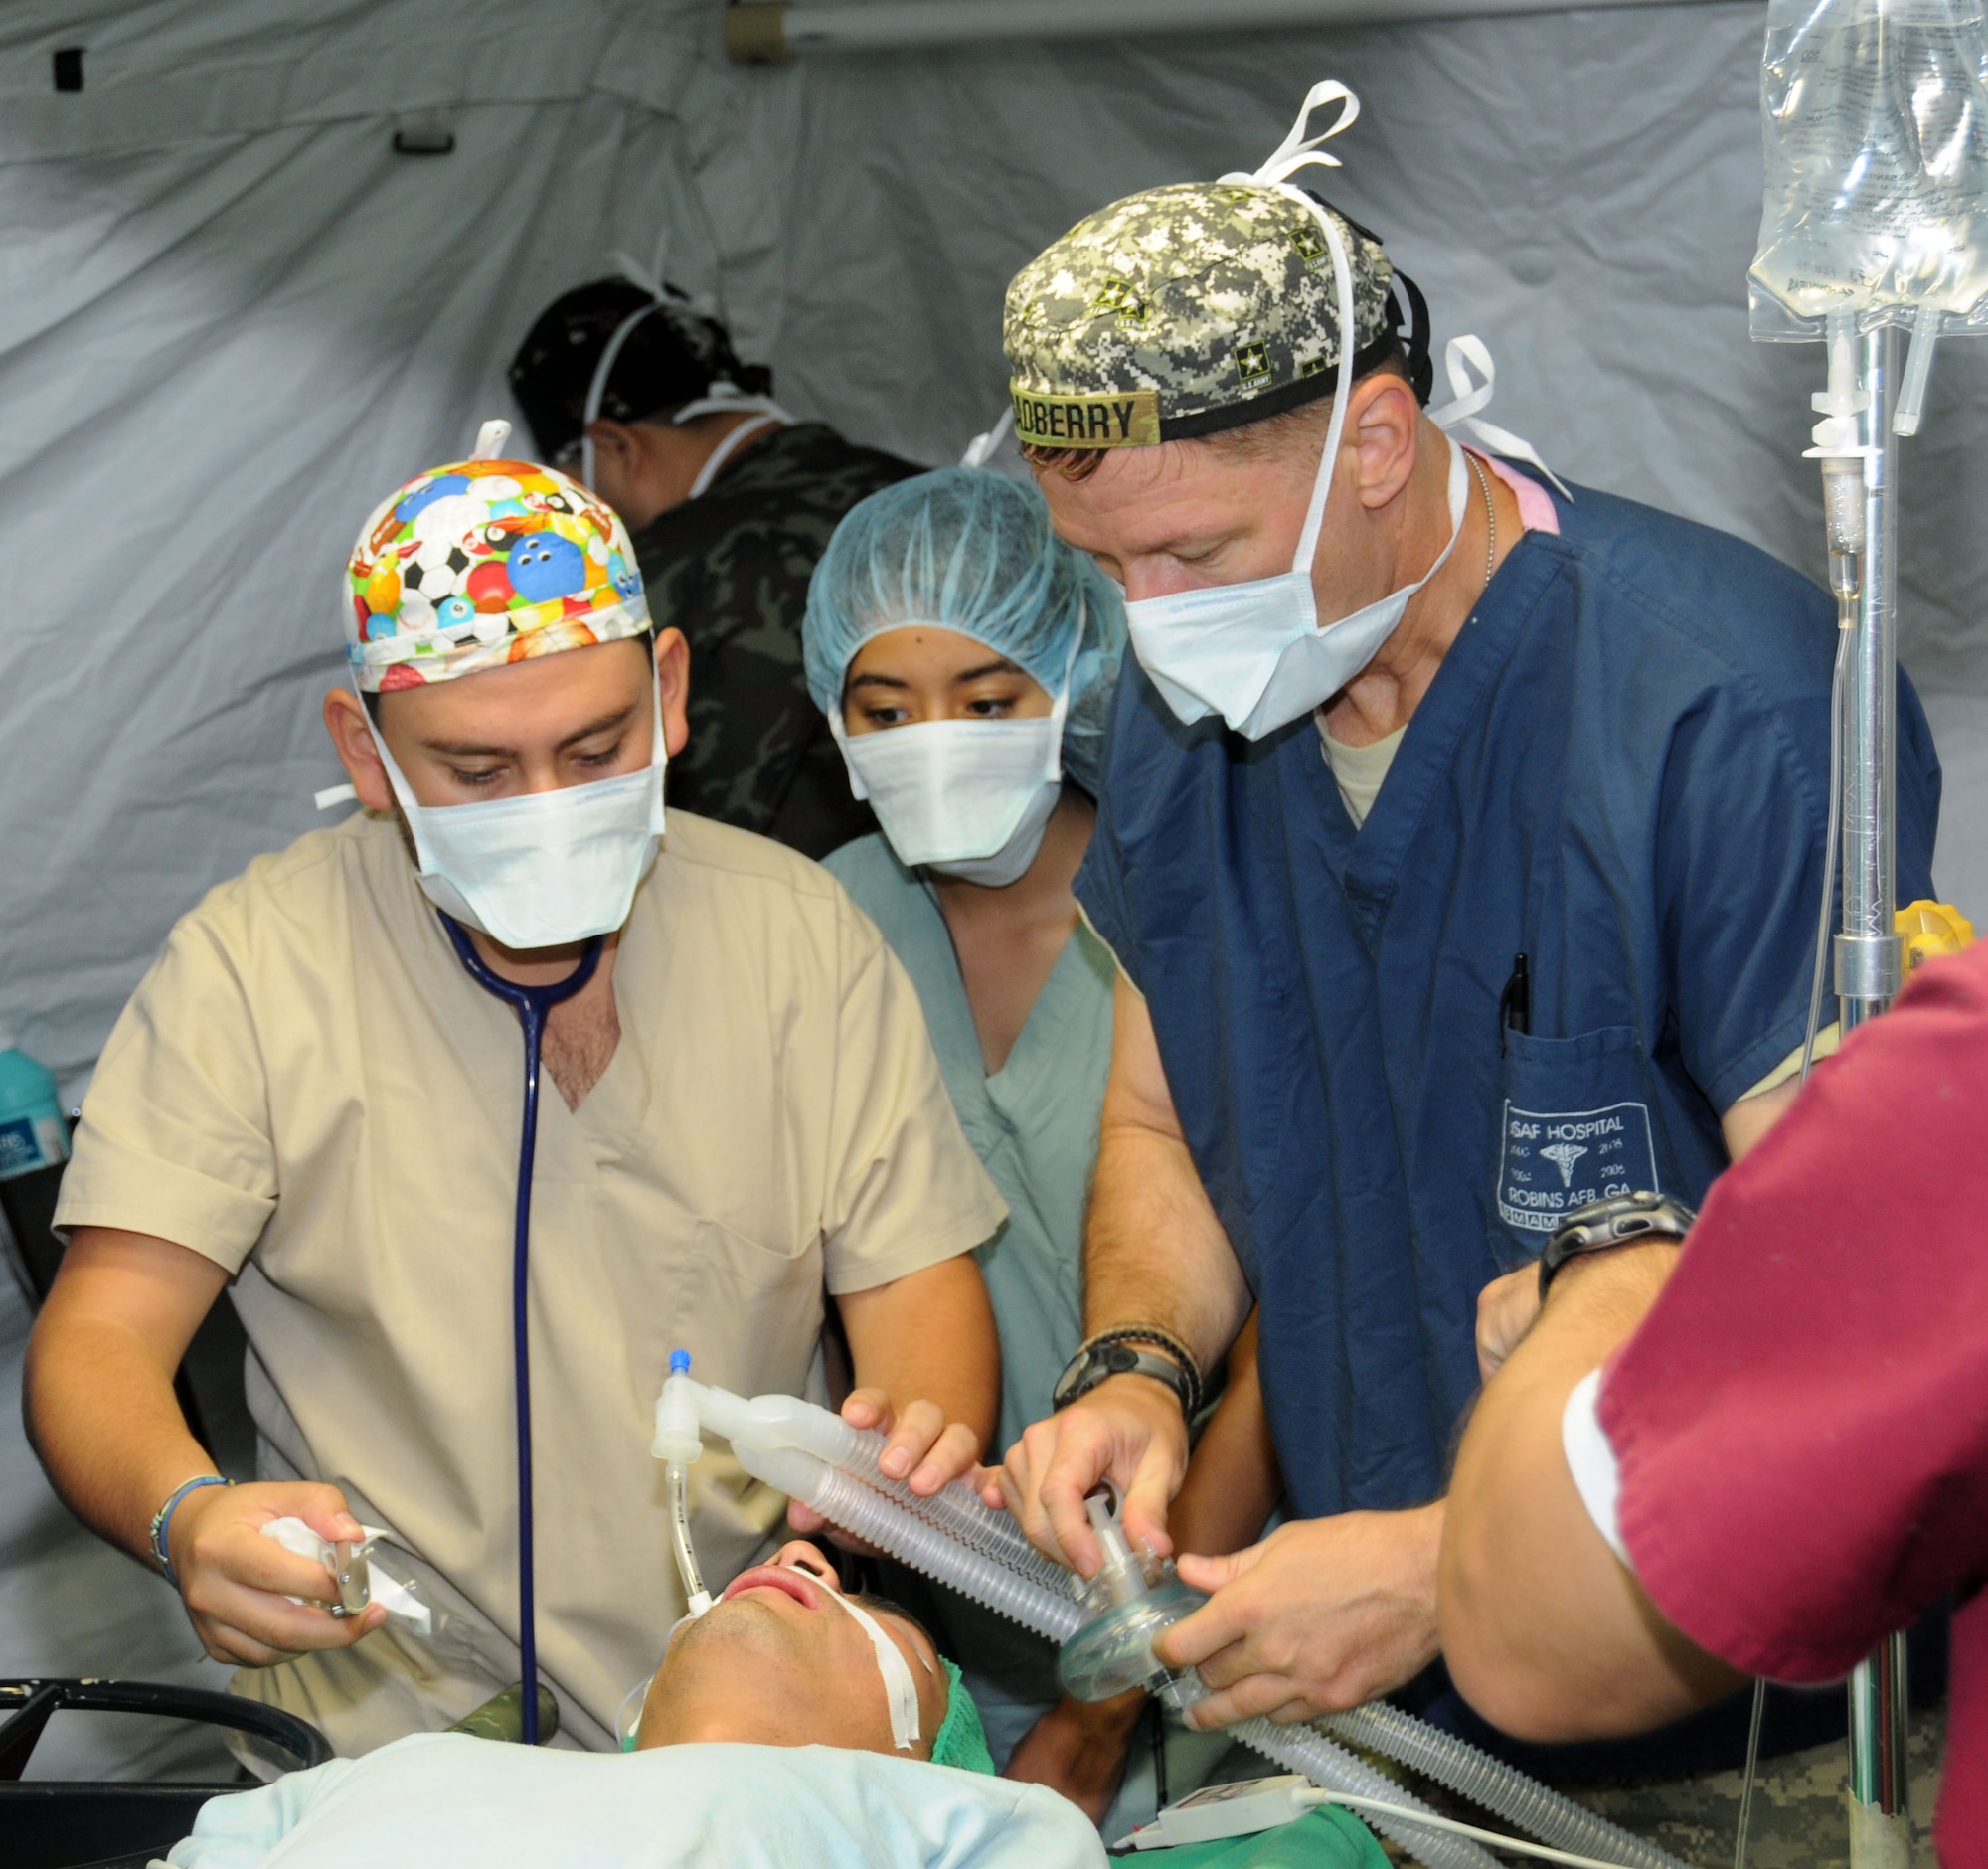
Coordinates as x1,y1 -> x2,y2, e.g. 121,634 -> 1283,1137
1540,1142 -> 1588,1189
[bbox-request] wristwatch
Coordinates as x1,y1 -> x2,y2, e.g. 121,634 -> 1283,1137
1053,1327 -> 1203,1421
1538,1191 -> 1697,1299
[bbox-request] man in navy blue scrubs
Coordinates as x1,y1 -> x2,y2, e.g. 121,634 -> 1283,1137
990,163 -> 1940,1751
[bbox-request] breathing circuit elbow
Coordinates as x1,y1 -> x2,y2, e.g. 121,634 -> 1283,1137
652,1350 -> 705,1465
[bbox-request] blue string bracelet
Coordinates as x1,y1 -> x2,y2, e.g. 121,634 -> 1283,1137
149,1474 -> 232,1593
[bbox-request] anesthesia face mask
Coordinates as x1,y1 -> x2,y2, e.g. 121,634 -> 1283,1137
1057,1493 -> 1209,1707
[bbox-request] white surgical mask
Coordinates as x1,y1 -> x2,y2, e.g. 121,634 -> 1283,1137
1129,435 -> 1467,741
579,289 -> 791,498
1122,82 -> 1553,744
829,631 -> 1079,888
364,679 -> 667,951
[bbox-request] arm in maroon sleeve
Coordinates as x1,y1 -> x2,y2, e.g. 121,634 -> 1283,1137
1440,1239 -> 1744,1740
1442,944 -> 1988,1747
1603,944 -> 1988,1682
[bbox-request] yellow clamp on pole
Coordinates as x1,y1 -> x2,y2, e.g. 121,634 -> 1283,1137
1895,901 -> 1975,972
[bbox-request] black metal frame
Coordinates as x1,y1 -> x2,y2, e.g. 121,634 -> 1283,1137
0,1679 -> 329,1869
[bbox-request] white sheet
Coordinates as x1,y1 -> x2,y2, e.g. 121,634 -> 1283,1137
164,1732 -> 1109,1869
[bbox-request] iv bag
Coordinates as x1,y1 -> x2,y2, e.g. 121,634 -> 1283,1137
1750,0 -> 1988,340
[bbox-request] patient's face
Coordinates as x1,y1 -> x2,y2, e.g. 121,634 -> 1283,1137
636,1541 -> 949,1756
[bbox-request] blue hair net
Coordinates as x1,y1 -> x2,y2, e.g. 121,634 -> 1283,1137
803,467 -> 1125,797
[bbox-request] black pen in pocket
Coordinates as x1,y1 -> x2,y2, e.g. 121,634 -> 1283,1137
1498,952 -> 1531,1052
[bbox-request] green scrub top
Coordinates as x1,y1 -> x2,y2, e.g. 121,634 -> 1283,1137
824,832 -> 1243,1831
821,832 -> 1114,1455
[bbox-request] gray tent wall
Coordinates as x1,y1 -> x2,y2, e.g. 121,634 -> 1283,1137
2,0 -> 1984,1094
0,0 -> 1984,1776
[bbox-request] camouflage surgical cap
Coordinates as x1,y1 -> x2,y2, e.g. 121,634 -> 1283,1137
1003,182 -> 1396,449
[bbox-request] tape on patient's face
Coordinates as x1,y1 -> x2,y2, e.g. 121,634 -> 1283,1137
794,1566 -> 928,1752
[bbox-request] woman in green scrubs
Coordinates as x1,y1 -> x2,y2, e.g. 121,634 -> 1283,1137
803,468 -> 1278,1831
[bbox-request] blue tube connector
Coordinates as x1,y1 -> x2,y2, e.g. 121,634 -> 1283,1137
669,1349 -> 691,1375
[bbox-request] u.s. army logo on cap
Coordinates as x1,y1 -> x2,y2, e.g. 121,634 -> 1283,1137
1010,386 -> 1162,449
1235,342 -> 1272,388
1088,277 -> 1149,328
1288,225 -> 1327,268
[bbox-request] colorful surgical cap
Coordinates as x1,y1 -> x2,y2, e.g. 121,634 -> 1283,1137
801,467 -> 1125,797
931,1658 -> 996,1776
344,456 -> 649,692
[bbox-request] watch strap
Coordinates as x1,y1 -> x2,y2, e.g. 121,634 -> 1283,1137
1054,1326 -> 1204,1421
1539,1193 -> 1697,1299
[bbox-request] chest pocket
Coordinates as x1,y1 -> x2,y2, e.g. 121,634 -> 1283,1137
1494,1027 -> 1663,1248
694,1216 -> 824,1399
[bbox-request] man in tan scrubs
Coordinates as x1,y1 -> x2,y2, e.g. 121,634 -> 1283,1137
24,441 -> 1003,1757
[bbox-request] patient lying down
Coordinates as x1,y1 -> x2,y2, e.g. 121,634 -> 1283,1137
168,1543 -> 1103,1869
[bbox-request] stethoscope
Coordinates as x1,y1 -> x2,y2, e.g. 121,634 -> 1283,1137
439,913 -> 604,1746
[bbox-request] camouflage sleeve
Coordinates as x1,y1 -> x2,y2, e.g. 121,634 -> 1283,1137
638,436 -> 913,859
646,508 -> 839,849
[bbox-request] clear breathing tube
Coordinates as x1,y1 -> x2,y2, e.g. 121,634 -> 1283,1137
1316,1703 -> 1687,1869
654,1369 -> 1688,1869
656,1367 -> 1071,1592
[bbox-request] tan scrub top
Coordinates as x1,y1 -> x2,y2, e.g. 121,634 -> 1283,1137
56,810 -> 1005,1756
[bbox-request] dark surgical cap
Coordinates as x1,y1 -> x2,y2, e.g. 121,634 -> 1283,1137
506,278 -> 774,461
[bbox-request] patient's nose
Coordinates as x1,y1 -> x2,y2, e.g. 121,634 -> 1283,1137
772,1540 -> 838,1583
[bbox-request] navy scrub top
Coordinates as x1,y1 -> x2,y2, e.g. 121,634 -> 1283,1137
1077,473 -> 1941,1524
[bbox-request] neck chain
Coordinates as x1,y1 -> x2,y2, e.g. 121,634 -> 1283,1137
1467,450 -> 1497,596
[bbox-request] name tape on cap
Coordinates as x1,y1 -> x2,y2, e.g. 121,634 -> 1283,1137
1010,388 -> 1160,449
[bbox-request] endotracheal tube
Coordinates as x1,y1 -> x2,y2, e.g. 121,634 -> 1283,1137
656,1350 -> 712,1618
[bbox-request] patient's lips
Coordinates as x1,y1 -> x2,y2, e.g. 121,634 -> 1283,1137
721,1564 -> 822,1612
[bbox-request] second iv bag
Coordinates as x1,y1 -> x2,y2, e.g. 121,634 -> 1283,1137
1750,0 -> 1988,339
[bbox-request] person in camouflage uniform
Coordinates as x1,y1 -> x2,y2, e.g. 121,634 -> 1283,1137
509,279 -> 919,857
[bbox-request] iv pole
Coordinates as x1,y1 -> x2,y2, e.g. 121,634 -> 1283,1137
1839,323 -> 1912,1869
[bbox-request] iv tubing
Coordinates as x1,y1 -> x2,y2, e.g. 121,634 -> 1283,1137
737,1435 -> 1676,1869
1320,1702 -> 1689,1869
1301,1790 -> 1682,1869
1801,626 -> 1853,1085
